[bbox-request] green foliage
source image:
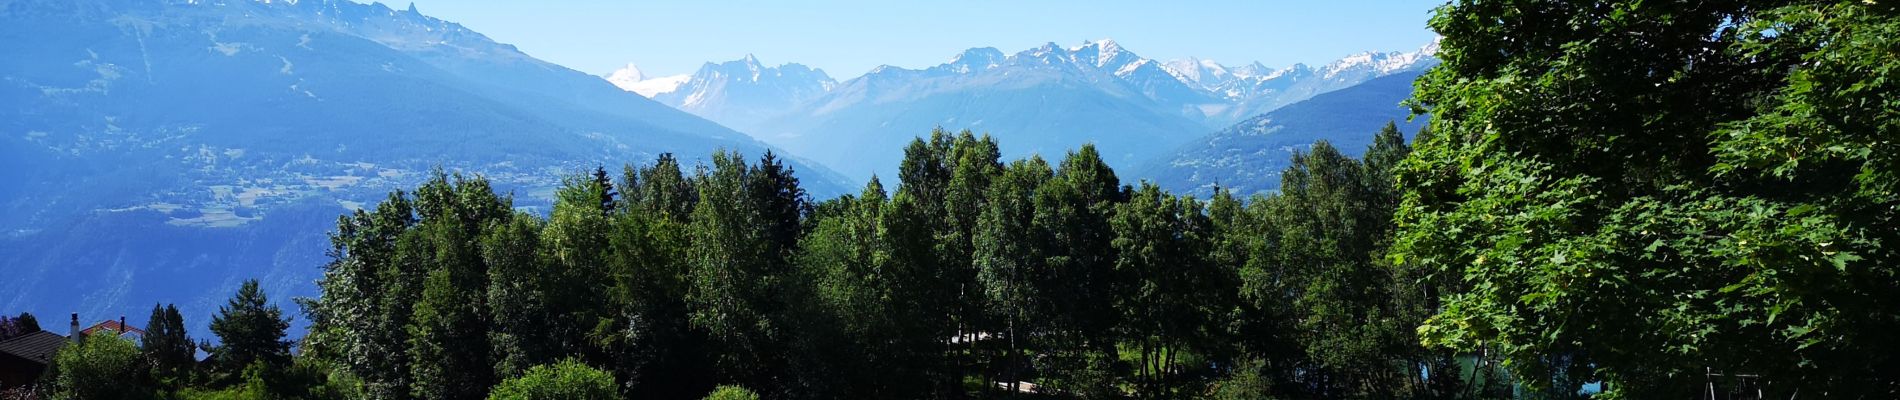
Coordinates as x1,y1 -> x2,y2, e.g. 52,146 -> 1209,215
701,385 -> 760,400
298,189 -> 417,399
209,280 -> 292,379
1110,183 -> 1216,396
51,335 -> 150,400
143,304 -> 196,387
409,175 -> 510,392
0,312 -> 39,341
268,126 -> 1526,399
486,359 -> 620,400
482,212 -> 550,380
1400,0 -> 1900,396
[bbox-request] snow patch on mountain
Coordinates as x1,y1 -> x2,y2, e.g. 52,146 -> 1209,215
605,63 -> 690,97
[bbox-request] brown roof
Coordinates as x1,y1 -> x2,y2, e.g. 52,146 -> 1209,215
80,320 -> 145,337
0,331 -> 68,365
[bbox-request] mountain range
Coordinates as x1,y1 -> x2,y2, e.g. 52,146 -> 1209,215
1139,71 -> 1429,197
0,0 -> 847,334
609,39 -> 1438,180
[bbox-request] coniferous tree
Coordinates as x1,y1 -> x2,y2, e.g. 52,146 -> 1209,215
209,280 -> 292,376
593,166 -> 619,216
142,304 -> 195,386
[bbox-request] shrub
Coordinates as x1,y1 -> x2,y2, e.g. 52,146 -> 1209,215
487,359 -> 619,400
51,335 -> 150,400
701,385 -> 759,400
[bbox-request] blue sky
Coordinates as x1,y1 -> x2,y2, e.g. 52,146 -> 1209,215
369,1 -> 1444,79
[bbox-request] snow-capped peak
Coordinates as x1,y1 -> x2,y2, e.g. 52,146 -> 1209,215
604,63 -> 689,98
1229,61 -> 1275,78
1115,58 -> 1155,77
1065,38 -> 1138,69
1162,57 -> 1233,86
1261,63 -> 1310,80
946,47 -> 1005,74
1317,46 -> 1435,80
1028,42 -> 1065,56
607,63 -> 647,82
1418,37 -> 1443,56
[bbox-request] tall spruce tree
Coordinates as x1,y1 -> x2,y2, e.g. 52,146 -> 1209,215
209,280 -> 292,374
141,304 -> 194,386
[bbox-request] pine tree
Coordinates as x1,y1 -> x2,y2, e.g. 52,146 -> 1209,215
593,166 -> 619,215
209,280 -> 292,375
142,304 -> 195,386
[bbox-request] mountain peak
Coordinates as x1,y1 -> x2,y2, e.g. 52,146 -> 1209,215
1229,61 -> 1274,78
1162,57 -> 1232,85
1260,63 -> 1315,80
1073,38 -> 1122,52
1418,37 -> 1442,56
608,63 -> 646,81
406,2 -> 418,14
1069,38 -> 1137,68
605,63 -> 689,97
946,47 -> 1005,73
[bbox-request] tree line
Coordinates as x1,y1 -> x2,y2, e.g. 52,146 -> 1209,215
291,122 -> 1465,399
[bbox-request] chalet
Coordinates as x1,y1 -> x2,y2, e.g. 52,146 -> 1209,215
80,316 -> 145,343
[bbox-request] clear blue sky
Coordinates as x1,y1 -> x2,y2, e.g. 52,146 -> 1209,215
366,1 -> 1444,79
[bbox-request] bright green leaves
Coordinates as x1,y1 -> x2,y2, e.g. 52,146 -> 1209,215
1401,0 -> 1900,395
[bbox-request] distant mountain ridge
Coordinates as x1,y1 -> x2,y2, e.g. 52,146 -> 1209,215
0,0 -> 847,335
640,55 -> 838,135
605,39 -> 1437,180
1141,71 -> 1430,197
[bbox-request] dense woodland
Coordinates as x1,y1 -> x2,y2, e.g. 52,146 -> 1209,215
9,0 -> 1900,399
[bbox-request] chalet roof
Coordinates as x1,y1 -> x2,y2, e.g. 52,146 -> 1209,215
80,320 -> 145,337
0,331 -> 68,365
